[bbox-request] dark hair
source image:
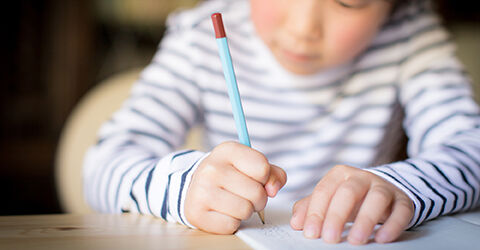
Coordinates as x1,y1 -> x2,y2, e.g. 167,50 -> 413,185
391,0 -> 413,12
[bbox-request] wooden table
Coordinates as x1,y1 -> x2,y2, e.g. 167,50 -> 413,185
0,214 -> 251,250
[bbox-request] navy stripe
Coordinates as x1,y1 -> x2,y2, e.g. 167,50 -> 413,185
196,21 -> 251,40
406,81 -> 468,108
402,39 -> 452,64
418,113 -> 479,152
193,27 -> 255,57
97,152 -> 132,211
160,174 -> 173,220
97,129 -> 174,150
404,161 -> 450,216
203,83 -> 395,113
206,98 -> 391,127
366,23 -> 441,54
375,168 -> 426,228
138,79 -> 202,122
145,166 -> 156,215
113,157 -> 156,209
382,2 -> 430,29
128,162 -> 156,213
267,137 -> 377,160
190,41 -> 218,57
206,122 -> 383,144
200,35 -> 449,98
203,87 -> 326,109
203,84 -> 393,118
196,63 -> 345,94
177,159 -> 201,225
129,107 -> 173,134
190,41 -> 263,75
225,35 -> 255,57
384,165 -> 436,225
137,94 -> 190,131
128,129 -> 175,149
171,150 -> 196,162
418,175 -> 446,219
196,38 -> 451,95
406,95 -> 471,127
437,149 -> 479,209
205,109 -> 317,126
426,160 -> 467,211
452,127 -> 480,140
452,163 -> 478,210
409,68 -> 466,82
444,145 -> 480,181
162,48 -> 190,61
151,60 -> 200,91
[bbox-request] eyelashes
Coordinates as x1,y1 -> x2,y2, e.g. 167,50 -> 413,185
334,0 -> 371,9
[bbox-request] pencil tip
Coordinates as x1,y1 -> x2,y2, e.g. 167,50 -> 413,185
258,211 -> 265,224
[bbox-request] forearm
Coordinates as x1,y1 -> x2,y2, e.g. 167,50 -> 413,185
369,128 -> 480,228
84,143 -> 207,226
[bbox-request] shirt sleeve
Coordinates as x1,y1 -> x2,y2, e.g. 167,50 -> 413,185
368,46 -> 480,228
82,13 -> 207,228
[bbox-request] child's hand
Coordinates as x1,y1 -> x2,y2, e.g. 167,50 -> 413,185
290,165 -> 413,245
185,142 -> 287,234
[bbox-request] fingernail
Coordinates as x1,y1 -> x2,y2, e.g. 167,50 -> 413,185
272,181 -> 281,196
291,211 -> 298,221
349,229 -> 367,245
322,227 -> 339,243
290,213 -> 299,229
303,222 -> 319,239
266,181 -> 281,197
376,230 -> 389,243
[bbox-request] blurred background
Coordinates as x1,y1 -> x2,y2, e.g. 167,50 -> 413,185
0,0 -> 478,215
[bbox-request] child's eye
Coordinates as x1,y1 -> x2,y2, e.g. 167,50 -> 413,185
334,0 -> 370,9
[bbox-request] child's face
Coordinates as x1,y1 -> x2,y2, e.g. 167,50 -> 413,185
250,0 -> 393,75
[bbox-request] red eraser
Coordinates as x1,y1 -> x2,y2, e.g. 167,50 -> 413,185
211,13 -> 226,38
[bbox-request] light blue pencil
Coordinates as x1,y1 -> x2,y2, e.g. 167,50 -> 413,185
211,12 -> 265,224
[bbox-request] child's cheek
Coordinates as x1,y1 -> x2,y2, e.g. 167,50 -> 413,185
250,0 -> 282,41
327,23 -> 378,64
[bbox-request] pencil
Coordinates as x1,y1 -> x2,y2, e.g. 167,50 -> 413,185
211,12 -> 265,225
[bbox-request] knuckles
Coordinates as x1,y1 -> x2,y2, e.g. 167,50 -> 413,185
370,185 -> 393,204
199,162 -> 221,179
250,185 -> 268,211
220,219 -> 242,235
238,201 -> 255,220
255,163 -> 271,183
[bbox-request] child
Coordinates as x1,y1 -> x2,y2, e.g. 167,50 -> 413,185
83,0 -> 480,245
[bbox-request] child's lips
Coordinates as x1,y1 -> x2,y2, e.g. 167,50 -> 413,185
281,48 -> 321,63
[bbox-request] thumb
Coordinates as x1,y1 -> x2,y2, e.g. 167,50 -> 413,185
265,164 -> 287,197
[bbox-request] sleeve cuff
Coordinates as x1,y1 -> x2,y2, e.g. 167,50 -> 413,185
168,151 -> 210,229
366,162 -> 424,229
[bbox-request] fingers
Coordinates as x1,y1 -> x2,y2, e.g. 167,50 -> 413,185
348,185 -> 393,245
375,196 -> 414,243
210,187 -> 255,221
197,210 -> 242,234
290,196 -> 310,230
185,183 -> 244,234
265,164 -> 287,197
292,165 -> 413,245
214,142 -> 271,184
302,169 -> 345,239
321,179 -> 369,243
217,165 -> 268,212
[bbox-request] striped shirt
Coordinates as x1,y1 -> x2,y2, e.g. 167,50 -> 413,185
83,0 -> 480,229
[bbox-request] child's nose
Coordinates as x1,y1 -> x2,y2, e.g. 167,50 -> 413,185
285,0 -> 323,41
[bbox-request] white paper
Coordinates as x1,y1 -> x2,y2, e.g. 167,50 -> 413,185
236,204 -> 480,250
